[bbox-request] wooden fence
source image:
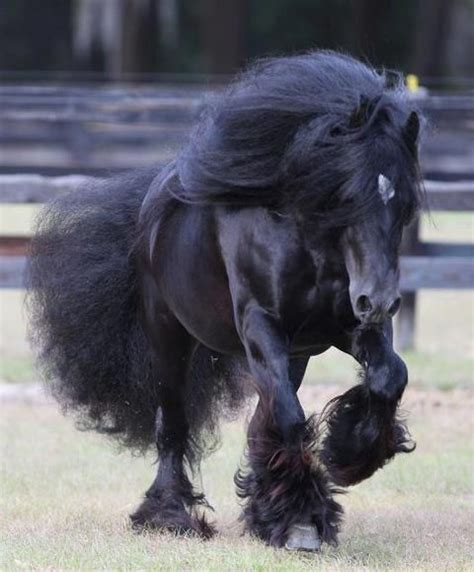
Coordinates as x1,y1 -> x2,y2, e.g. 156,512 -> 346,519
1,84 -> 473,177
0,84 -> 473,350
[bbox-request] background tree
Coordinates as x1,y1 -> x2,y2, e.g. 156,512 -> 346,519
0,0 -> 472,81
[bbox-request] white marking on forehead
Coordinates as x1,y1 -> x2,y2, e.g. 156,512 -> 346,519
378,174 -> 395,205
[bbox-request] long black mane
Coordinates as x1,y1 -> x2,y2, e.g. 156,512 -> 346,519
160,51 -> 423,227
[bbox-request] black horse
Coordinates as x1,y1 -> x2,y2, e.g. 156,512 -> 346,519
28,51 -> 422,551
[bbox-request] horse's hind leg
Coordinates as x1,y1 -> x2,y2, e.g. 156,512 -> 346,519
130,302 -> 214,538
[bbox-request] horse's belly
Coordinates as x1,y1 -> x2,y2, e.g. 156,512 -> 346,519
290,343 -> 332,358
160,264 -> 244,354
174,292 -> 244,355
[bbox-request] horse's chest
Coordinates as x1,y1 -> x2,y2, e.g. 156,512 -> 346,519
280,275 -> 352,352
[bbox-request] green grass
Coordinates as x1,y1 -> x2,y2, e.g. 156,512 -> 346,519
1,387 -> 473,571
0,356 -> 36,384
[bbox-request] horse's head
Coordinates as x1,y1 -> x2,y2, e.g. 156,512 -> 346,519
285,97 -> 422,326
174,51 -> 423,329
341,174 -> 403,325
339,111 -> 421,325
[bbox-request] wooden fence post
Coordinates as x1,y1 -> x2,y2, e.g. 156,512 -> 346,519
396,219 -> 420,351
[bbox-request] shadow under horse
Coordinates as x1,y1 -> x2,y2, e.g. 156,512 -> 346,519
28,51 -> 422,551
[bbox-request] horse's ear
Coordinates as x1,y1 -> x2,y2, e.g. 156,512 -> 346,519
349,97 -> 369,128
403,111 -> 420,155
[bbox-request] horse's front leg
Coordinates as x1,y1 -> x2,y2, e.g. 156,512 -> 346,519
321,323 -> 415,487
235,306 -> 342,550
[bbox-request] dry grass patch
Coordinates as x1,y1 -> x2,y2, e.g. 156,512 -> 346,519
1,384 -> 473,571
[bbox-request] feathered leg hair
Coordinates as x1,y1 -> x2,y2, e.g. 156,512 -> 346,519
319,374 -> 415,487
235,401 -> 343,547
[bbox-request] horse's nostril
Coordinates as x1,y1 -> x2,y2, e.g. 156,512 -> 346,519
356,295 -> 372,314
388,297 -> 401,317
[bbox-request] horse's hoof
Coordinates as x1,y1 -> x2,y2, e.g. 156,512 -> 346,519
285,524 -> 321,552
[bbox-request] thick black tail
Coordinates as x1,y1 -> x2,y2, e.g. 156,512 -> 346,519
27,169 -> 161,452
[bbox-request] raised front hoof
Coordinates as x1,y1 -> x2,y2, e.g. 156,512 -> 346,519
285,524 -> 321,552
130,498 -> 215,540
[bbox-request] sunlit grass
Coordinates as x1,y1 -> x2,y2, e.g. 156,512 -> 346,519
0,356 -> 35,384
1,390 -> 473,571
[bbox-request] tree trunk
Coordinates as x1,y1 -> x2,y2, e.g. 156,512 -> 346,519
200,0 -> 248,74
413,0 -> 455,76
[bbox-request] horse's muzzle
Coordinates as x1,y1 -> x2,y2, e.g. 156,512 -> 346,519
354,292 -> 401,325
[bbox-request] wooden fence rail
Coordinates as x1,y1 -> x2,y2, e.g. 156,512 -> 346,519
1,85 -> 473,178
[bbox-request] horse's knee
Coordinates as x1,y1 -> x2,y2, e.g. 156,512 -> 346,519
366,353 -> 408,401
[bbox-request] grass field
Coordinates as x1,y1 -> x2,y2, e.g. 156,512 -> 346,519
0,208 -> 473,570
1,385 -> 473,571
